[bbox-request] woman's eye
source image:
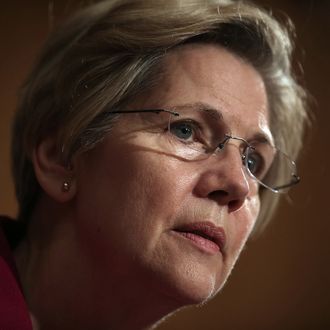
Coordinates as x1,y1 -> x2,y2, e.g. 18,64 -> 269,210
169,121 -> 196,141
246,152 -> 265,178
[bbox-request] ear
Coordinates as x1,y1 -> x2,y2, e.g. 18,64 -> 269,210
32,137 -> 76,203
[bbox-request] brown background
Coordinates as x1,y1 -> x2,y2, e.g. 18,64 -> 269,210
0,1 -> 329,329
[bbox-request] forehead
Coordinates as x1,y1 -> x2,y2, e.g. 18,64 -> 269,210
142,43 -> 272,143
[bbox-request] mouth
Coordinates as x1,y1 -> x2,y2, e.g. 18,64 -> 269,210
172,222 -> 226,255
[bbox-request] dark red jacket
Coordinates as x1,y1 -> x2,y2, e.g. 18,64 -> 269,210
0,217 -> 32,329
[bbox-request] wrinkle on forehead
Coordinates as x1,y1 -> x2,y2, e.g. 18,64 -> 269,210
133,43 -> 272,144
166,43 -> 266,105
164,44 -> 271,140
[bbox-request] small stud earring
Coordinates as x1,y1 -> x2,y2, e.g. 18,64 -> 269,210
62,181 -> 70,192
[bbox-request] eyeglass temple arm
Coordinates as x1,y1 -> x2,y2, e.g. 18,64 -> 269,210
273,174 -> 301,191
108,109 -> 180,116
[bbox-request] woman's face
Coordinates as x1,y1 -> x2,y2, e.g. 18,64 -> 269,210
73,44 -> 271,307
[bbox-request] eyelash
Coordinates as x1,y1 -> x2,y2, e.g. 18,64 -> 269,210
169,119 -> 204,142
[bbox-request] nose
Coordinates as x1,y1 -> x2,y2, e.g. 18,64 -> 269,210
193,145 -> 251,213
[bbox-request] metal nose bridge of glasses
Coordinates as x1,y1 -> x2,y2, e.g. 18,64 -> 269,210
108,108 -> 300,193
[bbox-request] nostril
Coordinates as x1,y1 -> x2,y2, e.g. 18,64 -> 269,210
194,159 -> 250,209
228,199 -> 244,212
207,190 -> 245,212
208,190 -> 229,203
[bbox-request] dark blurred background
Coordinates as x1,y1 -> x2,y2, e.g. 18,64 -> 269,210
0,1 -> 329,329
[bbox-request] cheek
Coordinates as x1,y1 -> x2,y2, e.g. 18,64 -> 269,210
73,142 -> 196,256
228,195 -> 260,257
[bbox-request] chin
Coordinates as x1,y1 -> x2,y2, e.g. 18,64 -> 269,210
153,264 -> 225,309
168,280 -> 222,310
183,279 -> 224,306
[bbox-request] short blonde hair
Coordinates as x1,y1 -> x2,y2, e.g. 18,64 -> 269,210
12,0 -> 309,232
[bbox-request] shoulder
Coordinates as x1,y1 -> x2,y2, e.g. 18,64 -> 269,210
0,216 -> 33,329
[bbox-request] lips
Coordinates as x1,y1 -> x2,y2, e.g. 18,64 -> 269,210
173,221 -> 226,254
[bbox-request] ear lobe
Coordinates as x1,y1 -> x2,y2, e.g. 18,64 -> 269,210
32,137 -> 76,203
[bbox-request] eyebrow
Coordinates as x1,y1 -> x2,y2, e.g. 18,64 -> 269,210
169,101 -> 274,146
248,132 -> 274,147
169,102 -> 224,121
